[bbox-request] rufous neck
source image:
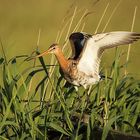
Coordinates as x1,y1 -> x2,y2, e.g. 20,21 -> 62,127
54,49 -> 68,72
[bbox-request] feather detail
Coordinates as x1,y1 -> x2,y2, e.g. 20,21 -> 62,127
77,31 -> 140,76
69,32 -> 92,59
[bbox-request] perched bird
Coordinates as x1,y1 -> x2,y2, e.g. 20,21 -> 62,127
36,31 -> 140,89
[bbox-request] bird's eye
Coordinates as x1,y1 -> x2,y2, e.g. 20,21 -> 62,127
51,47 -> 55,50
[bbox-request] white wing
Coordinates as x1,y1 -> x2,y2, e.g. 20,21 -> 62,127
94,31 -> 140,49
77,31 -> 140,76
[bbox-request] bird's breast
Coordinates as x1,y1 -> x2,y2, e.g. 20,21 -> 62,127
60,64 -> 100,88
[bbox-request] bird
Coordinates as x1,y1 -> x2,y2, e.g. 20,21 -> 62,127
35,31 -> 140,90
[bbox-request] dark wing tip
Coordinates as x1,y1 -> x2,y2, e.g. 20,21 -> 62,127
130,32 -> 140,42
131,32 -> 140,36
131,32 -> 140,37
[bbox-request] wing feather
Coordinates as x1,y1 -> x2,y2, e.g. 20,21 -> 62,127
94,31 -> 140,51
69,32 -> 92,59
77,31 -> 140,76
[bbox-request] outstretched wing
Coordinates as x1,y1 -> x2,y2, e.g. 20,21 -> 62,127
93,31 -> 140,50
69,32 -> 92,59
77,31 -> 140,76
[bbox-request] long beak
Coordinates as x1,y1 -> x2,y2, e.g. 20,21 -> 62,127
26,50 -> 50,61
35,50 -> 49,58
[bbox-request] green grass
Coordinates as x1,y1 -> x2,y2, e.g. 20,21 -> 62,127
0,0 -> 140,139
